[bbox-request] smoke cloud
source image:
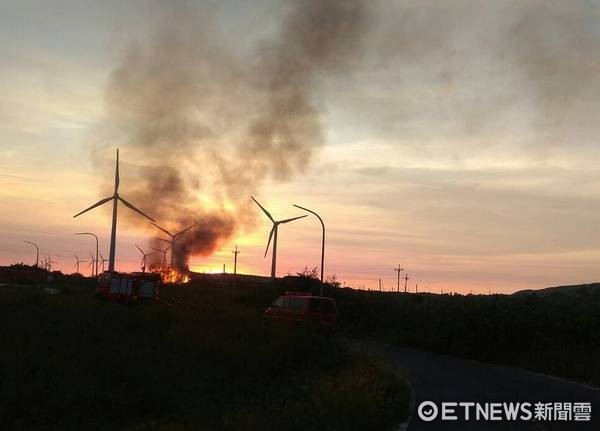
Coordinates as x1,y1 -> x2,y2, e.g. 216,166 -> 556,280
95,1 -> 367,271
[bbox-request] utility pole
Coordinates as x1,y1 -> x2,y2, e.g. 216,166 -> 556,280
232,245 -> 240,275
403,274 -> 410,293
393,264 -> 404,293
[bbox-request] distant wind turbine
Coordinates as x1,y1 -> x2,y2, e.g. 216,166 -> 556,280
86,257 -> 95,276
73,149 -> 155,272
46,256 -> 57,272
151,223 -> 195,268
251,196 -> 307,278
99,252 -> 108,272
135,244 -> 154,273
73,254 -> 87,275
150,245 -> 171,268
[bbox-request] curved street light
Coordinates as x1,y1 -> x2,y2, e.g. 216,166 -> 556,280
75,232 -> 99,276
23,240 -> 39,268
293,204 -> 325,295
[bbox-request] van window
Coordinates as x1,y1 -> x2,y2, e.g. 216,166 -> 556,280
272,297 -> 284,307
309,298 -> 336,314
286,297 -> 307,312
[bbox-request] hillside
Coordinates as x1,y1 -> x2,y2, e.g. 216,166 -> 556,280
513,282 -> 600,296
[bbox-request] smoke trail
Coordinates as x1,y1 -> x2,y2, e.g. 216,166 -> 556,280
95,1 -> 367,271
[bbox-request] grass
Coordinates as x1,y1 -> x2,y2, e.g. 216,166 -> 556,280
0,281 -> 409,431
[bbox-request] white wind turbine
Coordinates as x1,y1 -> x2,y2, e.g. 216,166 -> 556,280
73,254 -> 87,275
134,244 -> 154,273
73,149 -> 156,272
251,196 -> 307,278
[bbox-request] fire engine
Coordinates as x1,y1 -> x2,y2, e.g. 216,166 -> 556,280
97,271 -> 161,304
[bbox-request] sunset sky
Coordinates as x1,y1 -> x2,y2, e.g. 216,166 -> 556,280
2,0 -> 600,294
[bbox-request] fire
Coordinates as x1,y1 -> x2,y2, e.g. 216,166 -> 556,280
155,267 -> 190,284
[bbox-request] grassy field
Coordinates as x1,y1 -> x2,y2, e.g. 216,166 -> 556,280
0,281 -> 409,431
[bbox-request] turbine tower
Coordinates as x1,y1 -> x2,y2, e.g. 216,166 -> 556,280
86,255 -> 95,276
251,196 -> 307,278
73,149 -> 156,272
73,254 -> 87,274
99,252 -> 108,272
135,244 -> 154,273
150,245 -> 171,268
151,223 -> 195,268
46,256 -> 57,272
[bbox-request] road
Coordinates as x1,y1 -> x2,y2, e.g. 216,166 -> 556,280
367,342 -> 600,430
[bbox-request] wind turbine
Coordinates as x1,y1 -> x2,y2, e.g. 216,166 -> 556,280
88,251 -> 97,276
150,245 -> 171,268
99,252 -> 108,272
151,223 -> 195,268
86,256 -> 95,276
135,244 -> 154,273
73,149 -> 155,272
46,256 -> 57,272
251,196 -> 307,278
73,254 -> 87,275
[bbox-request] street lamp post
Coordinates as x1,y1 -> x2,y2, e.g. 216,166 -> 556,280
76,232 -> 99,277
293,204 -> 325,296
23,240 -> 39,268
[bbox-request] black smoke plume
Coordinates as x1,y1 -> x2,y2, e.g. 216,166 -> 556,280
94,1 -> 367,271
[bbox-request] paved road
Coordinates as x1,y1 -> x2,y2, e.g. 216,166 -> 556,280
368,342 -> 599,430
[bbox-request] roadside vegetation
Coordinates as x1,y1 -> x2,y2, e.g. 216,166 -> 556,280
326,284 -> 600,387
0,281 -> 409,431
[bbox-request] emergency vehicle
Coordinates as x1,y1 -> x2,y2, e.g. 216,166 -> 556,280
263,291 -> 338,330
97,271 -> 160,304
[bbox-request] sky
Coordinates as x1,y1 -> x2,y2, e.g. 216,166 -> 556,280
2,0 -> 600,294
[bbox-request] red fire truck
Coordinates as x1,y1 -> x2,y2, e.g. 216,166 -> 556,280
97,271 -> 161,304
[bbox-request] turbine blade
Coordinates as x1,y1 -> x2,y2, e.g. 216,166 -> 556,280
151,222 -> 174,238
118,196 -> 156,222
150,247 -> 164,253
155,237 -> 171,245
174,223 -> 195,238
115,148 -> 120,193
251,196 -> 274,222
279,215 -> 308,224
135,244 -> 144,255
99,252 -> 104,260
73,196 -> 113,218
264,225 -> 275,258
